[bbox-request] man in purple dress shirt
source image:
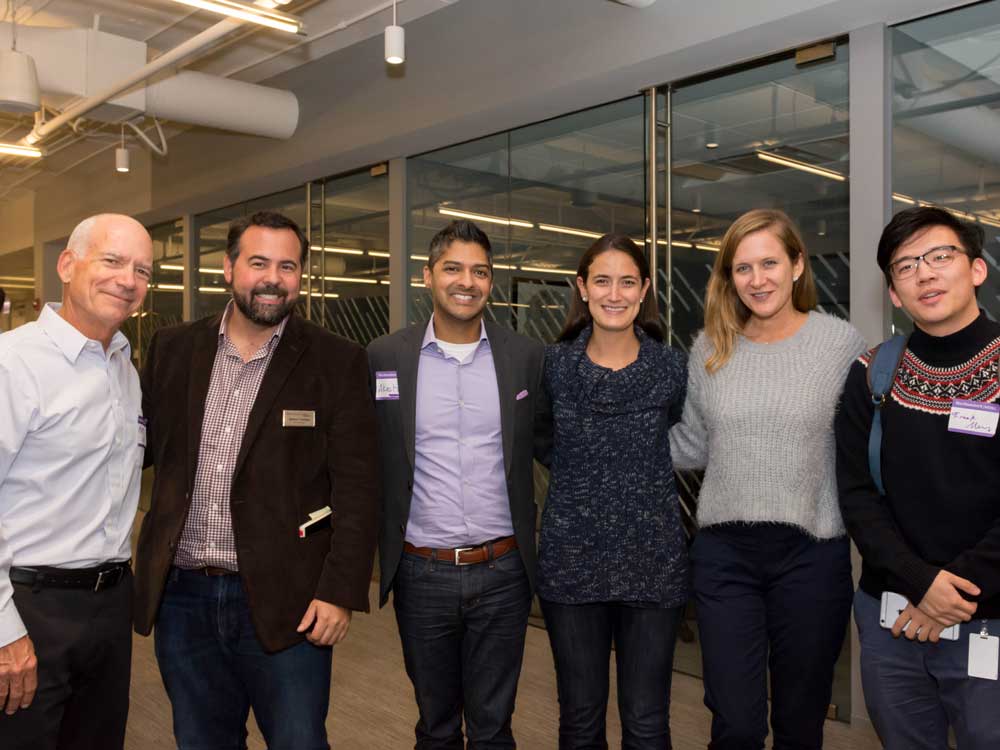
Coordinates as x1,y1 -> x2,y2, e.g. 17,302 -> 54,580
368,220 -> 548,748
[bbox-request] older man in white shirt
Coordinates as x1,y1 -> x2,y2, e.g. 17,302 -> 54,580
0,214 -> 152,750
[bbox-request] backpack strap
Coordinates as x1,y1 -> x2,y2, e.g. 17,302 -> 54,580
866,334 -> 908,496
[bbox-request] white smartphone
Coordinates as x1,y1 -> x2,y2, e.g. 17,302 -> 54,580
880,590 -> 960,641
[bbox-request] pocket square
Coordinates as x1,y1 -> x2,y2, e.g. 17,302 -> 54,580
516,389 -> 529,401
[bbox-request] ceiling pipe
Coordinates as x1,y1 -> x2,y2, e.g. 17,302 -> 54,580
21,16 -> 243,146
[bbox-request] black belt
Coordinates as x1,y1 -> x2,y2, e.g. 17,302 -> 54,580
10,562 -> 131,592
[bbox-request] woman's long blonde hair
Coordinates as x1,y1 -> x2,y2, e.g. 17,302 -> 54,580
703,209 -> 817,373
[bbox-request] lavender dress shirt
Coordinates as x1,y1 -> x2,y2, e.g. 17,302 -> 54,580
406,318 -> 513,548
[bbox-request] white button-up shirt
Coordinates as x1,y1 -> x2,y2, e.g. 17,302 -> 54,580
0,305 -> 143,647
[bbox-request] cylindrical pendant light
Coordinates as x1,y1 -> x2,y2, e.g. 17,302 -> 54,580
116,125 -> 130,173
384,0 -> 404,65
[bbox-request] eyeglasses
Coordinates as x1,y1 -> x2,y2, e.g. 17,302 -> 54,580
887,245 -> 967,281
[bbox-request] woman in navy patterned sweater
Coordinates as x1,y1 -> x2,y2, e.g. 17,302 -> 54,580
537,234 -> 689,749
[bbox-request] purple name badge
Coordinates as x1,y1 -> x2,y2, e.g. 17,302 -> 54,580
947,399 -> 1000,438
375,371 -> 400,401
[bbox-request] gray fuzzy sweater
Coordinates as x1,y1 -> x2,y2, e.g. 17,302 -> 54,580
669,311 -> 866,539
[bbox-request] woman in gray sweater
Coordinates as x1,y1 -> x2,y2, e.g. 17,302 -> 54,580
670,209 -> 865,749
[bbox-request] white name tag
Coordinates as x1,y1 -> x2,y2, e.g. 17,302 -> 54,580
282,410 -> 316,428
376,371 -> 400,401
969,632 -> 999,680
947,399 -> 999,437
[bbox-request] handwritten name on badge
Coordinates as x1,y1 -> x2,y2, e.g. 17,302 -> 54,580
376,371 -> 400,401
947,399 -> 1000,438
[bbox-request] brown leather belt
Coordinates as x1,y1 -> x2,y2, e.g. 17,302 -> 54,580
403,536 -> 518,566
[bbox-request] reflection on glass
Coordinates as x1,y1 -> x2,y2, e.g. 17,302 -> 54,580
406,98 -> 646,341
310,168 -> 390,345
670,44 -> 851,352
0,247 -> 35,332
892,1 -> 1000,332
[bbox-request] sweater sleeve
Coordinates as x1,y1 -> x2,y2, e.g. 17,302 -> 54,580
669,339 -> 709,470
944,521 -> 1000,600
834,359 -> 940,604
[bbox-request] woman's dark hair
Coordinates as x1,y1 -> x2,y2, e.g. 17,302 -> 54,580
557,233 -> 663,342
227,210 -> 309,265
877,206 -> 984,287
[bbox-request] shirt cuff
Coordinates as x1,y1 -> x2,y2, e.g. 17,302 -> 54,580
0,599 -> 28,649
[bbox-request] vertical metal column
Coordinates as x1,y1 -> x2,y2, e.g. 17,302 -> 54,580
388,157 -> 408,332
181,214 -> 196,322
664,86 -> 673,342
305,182 -> 313,321
646,87 -> 658,302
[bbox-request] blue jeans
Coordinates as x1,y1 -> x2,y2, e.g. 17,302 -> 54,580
691,524 -> 853,750
854,589 -> 1000,750
154,568 -> 333,750
392,549 -> 532,749
540,599 -> 683,750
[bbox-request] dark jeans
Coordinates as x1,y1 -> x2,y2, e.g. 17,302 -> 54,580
154,567 -> 333,750
854,589 -> 1000,750
392,549 -> 532,749
540,599 -> 683,750
691,524 -> 852,750
0,571 -> 132,750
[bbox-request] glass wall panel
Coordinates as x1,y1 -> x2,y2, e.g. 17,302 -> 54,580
663,43 -> 852,720
194,187 -> 308,320
0,247 -> 35,332
406,98 -> 646,341
310,168 -> 390,345
892,1 -> 1000,330
669,44 -> 851,351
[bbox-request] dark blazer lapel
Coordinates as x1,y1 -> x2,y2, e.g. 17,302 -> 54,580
398,324 -> 423,470
233,315 -> 308,479
187,317 -> 222,490
487,322 -> 515,478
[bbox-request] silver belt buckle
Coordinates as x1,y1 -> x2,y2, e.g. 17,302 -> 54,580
453,546 -> 476,565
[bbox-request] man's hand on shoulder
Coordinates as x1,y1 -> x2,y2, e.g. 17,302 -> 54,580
918,570 -> 980,626
296,600 -> 352,647
0,634 -> 37,714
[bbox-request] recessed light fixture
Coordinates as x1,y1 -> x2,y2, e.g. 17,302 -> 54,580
385,0 -> 405,64
705,141 -> 719,149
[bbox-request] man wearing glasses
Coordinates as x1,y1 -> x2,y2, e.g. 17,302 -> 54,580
836,206 -> 1000,749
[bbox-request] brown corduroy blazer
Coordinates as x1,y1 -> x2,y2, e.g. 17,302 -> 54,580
132,312 -> 379,653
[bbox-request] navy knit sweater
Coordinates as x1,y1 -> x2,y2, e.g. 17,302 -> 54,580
537,325 -> 690,607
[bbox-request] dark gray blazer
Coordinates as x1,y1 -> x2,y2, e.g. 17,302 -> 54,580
367,320 -> 547,606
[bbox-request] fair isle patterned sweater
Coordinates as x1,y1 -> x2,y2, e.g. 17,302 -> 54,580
835,313 -> 1000,618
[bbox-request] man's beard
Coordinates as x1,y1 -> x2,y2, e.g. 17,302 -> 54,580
232,283 -> 296,326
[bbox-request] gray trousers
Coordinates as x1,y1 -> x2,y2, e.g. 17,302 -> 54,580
855,589 -> 1000,750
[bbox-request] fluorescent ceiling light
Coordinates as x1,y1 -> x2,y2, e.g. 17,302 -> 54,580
438,207 -> 534,229
198,267 -> 226,275
0,142 -> 42,158
892,193 -> 916,205
410,254 -> 429,262
493,263 -> 518,270
368,251 -> 391,258
169,0 -> 303,34
756,151 -> 846,182
155,283 -> 185,291
199,286 -> 229,294
0,275 -> 34,282
520,265 -> 577,275
159,264 -> 185,271
696,243 -> 720,252
311,245 -> 364,255
309,275 -> 378,285
308,292 -> 340,298
538,223 -> 603,240
979,216 -> 1000,229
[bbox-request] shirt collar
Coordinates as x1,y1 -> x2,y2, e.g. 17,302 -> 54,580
420,315 -> 489,351
218,300 -> 289,348
38,303 -> 131,363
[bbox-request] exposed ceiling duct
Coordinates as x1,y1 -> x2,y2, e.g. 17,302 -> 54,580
0,19 -> 299,147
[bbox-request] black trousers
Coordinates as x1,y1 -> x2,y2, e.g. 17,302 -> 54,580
691,524 -> 852,750
0,570 -> 133,750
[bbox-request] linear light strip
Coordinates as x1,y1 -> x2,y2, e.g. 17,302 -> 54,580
538,223 -> 603,239
520,265 -> 577,275
0,143 -> 42,158
169,0 -> 302,34
312,246 -> 364,256
438,207 -> 534,229
756,151 -> 846,182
